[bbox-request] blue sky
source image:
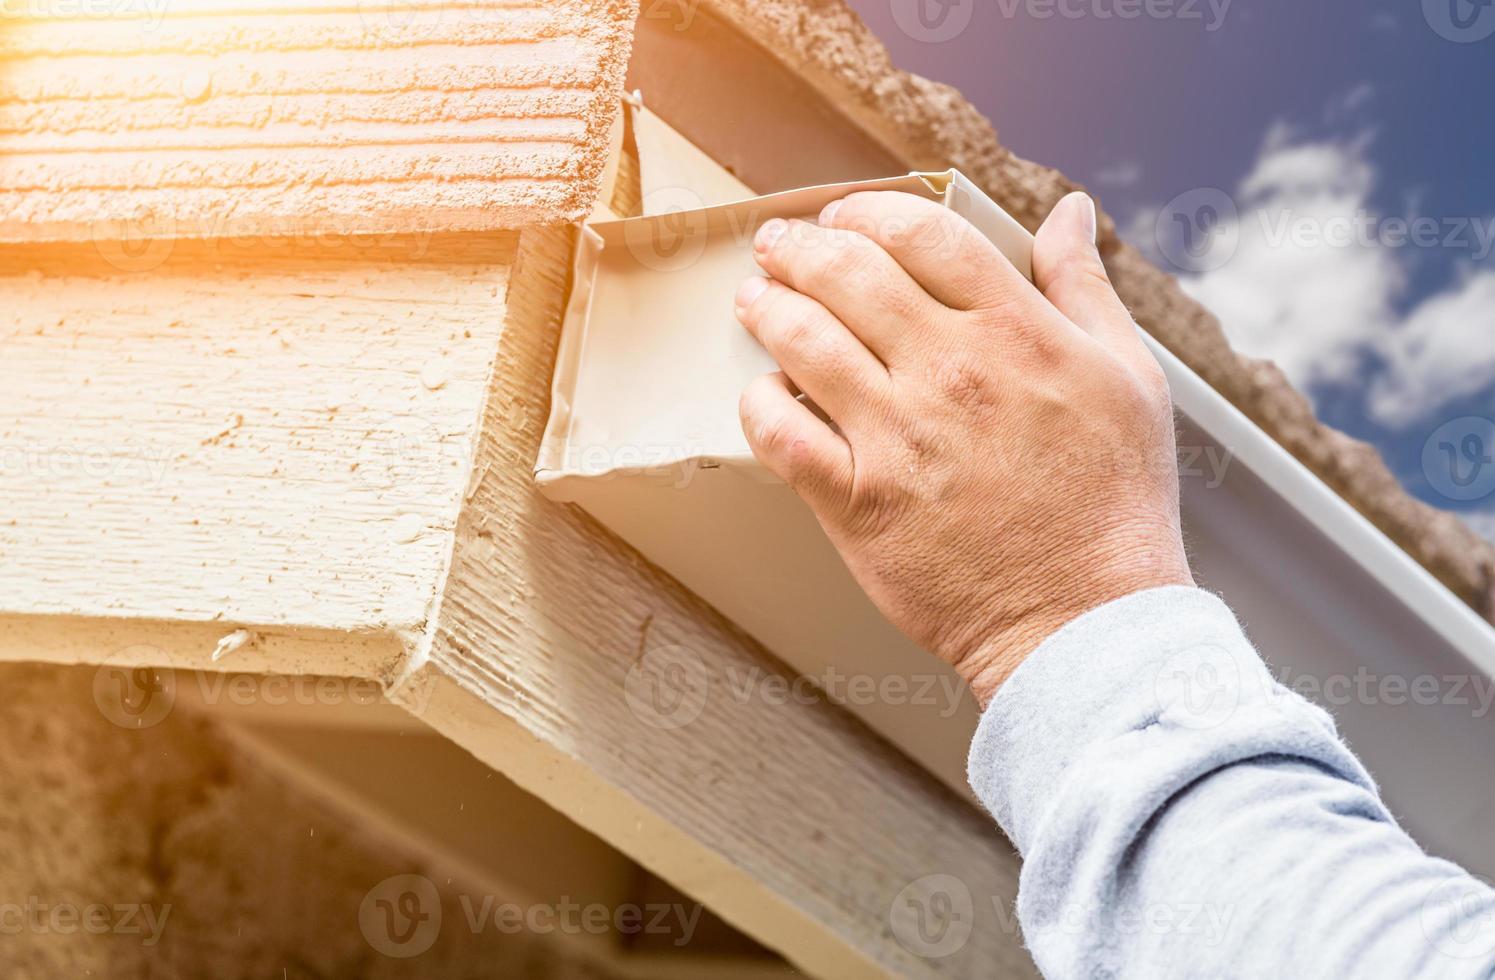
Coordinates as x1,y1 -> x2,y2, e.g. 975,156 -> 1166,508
846,0 -> 1495,538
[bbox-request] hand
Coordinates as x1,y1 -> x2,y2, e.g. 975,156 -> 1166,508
734,191 -> 1193,706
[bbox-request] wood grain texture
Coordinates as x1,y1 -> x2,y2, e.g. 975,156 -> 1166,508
0,233 -> 516,634
1,0 -> 639,240
419,225 -> 1032,979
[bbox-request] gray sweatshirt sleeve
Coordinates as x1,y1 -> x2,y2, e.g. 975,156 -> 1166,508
967,585 -> 1495,979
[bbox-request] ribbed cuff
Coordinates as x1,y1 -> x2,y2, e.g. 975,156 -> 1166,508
966,586 -> 1364,855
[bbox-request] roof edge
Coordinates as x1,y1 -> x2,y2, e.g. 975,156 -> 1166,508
700,0 -> 1495,623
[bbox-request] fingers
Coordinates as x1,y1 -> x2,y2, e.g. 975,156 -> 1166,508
739,372 -> 853,504
735,275 -> 889,423
1033,193 -> 1149,360
750,218 -> 941,362
817,191 -> 1035,311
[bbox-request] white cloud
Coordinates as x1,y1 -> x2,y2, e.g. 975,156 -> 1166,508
1145,126 -> 1495,429
1457,508 -> 1495,544
1172,128 -> 1400,388
1369,269 -> 1495,426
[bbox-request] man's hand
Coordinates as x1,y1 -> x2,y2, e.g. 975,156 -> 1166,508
734,191 -> 1193,705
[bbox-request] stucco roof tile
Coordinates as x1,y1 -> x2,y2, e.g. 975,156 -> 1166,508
0,0 -> 639,241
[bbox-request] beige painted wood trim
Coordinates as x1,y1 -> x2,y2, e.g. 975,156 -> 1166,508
413,225 -> 1033,979
0,614 -> 407,676
0,233 -> 518,636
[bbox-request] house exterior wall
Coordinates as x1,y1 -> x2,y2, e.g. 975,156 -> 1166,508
0,662 -> 621,978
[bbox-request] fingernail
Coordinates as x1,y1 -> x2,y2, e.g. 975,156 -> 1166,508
735,276 -> 769,317
819,199 -> 843,226
755,218 -> 787,253
1073,192 -> 1097,245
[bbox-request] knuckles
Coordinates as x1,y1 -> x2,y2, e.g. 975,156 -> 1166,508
772,304 -> 829,361
797,231 -> 880,292
777,430 -> 828,484
1048,260 -> 1114,305
831,197 -> 964,268
747,400 -> 812,472
925,350 -> 1001,413
841,470 -> 905,538
897,209 -> 955,257
739,382 -> 842,494
1132,358 -> 1172,407
752,411 -> 797,456
1095,355 -> 1172,425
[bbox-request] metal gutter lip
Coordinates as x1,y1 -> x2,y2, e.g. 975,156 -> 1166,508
1149,334 -> 1495,678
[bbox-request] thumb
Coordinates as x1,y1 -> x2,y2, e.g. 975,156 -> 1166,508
1033,192 -> 1141,358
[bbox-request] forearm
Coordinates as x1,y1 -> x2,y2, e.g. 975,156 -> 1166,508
969,586 -> 1495,979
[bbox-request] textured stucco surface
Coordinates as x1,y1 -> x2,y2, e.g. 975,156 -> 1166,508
702,0 -> 1495,622
0,663 -> 617,979
1,0 -> 639,240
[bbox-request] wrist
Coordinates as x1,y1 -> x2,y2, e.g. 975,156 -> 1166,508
954,530 -> 1194,706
